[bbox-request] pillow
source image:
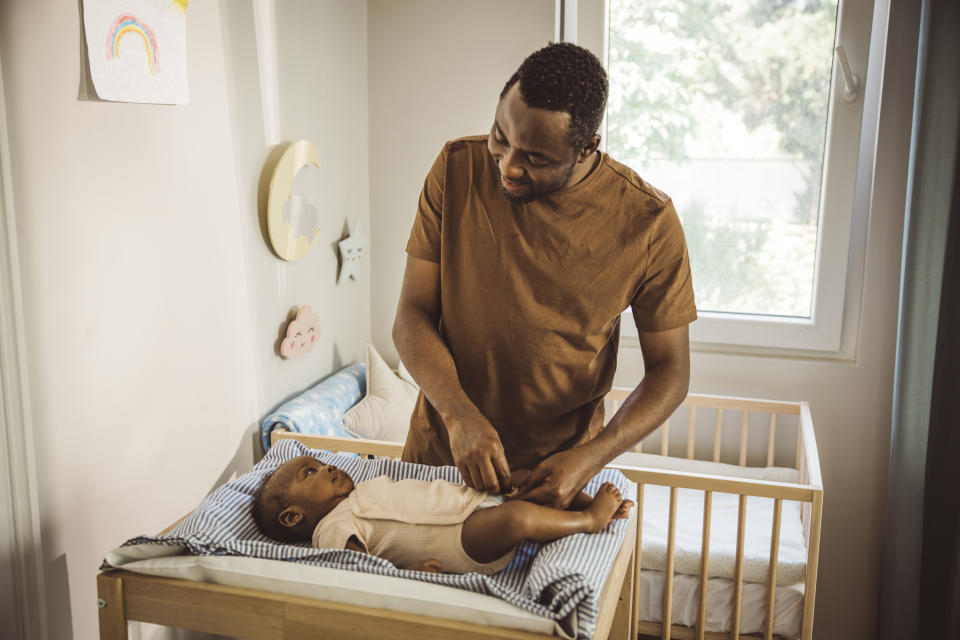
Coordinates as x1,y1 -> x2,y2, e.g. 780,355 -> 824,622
344,343 -> 419,442
260,363 -> 366,451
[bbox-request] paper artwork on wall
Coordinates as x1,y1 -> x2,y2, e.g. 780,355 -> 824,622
337,218 -> 368,284
82,0 -> 190,104
280,306 -> 320,360
268,141 -> 324,261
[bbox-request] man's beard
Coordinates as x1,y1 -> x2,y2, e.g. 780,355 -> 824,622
500,184 -> 538,203
498,160 -> 578,204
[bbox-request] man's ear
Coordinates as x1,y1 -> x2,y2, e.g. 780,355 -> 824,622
577,135 -> 601,163
278,506 -> 304,529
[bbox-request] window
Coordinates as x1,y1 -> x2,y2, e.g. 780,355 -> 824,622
567,0 -> 874,353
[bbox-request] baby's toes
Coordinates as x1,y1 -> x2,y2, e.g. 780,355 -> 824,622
603,483 -> 622,501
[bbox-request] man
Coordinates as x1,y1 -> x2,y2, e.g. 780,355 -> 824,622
393,42 -> 697,508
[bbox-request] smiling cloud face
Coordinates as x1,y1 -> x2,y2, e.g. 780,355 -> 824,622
281,306 -> 321,359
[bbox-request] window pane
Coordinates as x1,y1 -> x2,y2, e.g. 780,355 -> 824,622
607,0 -> 839,317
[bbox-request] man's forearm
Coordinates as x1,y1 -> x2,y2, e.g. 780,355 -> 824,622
392,306 -> 475,428
580,361 -> 689,470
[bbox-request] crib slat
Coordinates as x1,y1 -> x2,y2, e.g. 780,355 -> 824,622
687,406 -> 697,459
798,436 -> 808,499
713,409 -> 722,462
764,499 -> 783,640
661,419 -> 671,456
802,492 -> 824,640
633,484 -> 646,634
663,486 -> 679,640
796,422 -> 804,470
738,412 -> 749,466
766,414 -> 778,467
696,491 -> 713,640
731,495 -> 747,640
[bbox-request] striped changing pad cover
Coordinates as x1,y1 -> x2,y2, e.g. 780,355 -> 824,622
103,439 -> 635,639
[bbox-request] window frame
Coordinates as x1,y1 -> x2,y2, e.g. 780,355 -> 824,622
562,0 -> 876,356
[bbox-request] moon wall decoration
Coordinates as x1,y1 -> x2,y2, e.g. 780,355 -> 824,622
267,140 -> 323,261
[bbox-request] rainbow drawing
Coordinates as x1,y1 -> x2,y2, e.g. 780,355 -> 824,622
106,14 -> 159,75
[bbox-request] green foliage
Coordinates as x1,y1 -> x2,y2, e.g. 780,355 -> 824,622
679,200 -> 815,316
678,200 -> 770,312
608,0 -> 838,223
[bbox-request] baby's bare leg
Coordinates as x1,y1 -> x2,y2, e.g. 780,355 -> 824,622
461,483 -> 625,564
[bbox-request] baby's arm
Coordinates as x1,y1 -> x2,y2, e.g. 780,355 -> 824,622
345,535 -> 441,573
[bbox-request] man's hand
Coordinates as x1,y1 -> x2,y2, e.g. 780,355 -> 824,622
447,407 -> 512,494
513,447 -> 601,509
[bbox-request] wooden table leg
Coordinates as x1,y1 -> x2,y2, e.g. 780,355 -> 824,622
609,545 -> 636,640
97,573 -> 128,640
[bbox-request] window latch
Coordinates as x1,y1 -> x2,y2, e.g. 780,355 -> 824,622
835,45 -> 859,102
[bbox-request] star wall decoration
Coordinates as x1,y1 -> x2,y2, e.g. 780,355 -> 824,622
337,218 -> 368,284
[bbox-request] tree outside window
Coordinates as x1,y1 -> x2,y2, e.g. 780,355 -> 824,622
608,0 -> 839,317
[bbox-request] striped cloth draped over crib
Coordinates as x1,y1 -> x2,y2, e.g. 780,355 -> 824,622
103,439 -> 636,640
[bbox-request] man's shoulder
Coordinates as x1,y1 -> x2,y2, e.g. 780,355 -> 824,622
442,135 -> 489,156
601,154 -> 672,209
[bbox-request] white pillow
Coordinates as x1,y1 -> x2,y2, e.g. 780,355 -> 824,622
344,343 -> 419,442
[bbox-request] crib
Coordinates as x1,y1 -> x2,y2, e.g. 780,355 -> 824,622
604,389 -> 822,640
96,389 -> 821,640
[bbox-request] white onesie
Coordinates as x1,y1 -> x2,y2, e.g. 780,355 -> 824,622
312,475 -> 512,574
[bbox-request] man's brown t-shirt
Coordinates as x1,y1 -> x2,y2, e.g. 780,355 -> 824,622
402,135 -> 697,470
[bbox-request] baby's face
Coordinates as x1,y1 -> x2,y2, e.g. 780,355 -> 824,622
272,455 -> 355,523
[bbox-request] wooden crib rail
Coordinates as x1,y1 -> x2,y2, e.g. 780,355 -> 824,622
604,388 -> 803,415
271,431 -> 404,458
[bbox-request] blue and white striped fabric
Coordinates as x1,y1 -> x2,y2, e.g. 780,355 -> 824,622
260,363 -> 366,451
106,439 -> 635,639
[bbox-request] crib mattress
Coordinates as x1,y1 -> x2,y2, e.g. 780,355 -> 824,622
638,570 -> 804,638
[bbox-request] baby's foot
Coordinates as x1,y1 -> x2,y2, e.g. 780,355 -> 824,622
584,483 -> 623,533
608,499 -> 635,525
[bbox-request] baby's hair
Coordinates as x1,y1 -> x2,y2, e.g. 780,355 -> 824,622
251,467 -> 310,543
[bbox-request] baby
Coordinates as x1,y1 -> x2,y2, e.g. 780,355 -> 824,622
252,455 -> 634,574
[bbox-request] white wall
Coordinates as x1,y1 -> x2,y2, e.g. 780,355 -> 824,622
366,3 -> 915,640
0,0 -> 370,638
367,0 -> 556,356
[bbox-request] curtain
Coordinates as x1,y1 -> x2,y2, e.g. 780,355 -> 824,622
877,0 -> 960,638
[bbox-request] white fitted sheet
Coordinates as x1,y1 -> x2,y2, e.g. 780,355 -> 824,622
614,452 -> 809,585
638,570 -> 804,638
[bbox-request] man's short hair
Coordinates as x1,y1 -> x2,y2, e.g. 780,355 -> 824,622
501,42 -> 608,152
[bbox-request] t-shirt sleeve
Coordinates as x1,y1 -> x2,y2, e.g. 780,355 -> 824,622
405,146 -> 447,263
312,510 -> 365,551
630,200 -> 698,332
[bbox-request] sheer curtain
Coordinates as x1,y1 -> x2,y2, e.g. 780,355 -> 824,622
877,0 -> 960,638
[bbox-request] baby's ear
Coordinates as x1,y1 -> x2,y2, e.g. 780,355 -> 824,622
278,506 -> 304,529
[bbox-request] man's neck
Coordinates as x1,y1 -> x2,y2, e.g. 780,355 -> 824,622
568,151 -> 601,188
